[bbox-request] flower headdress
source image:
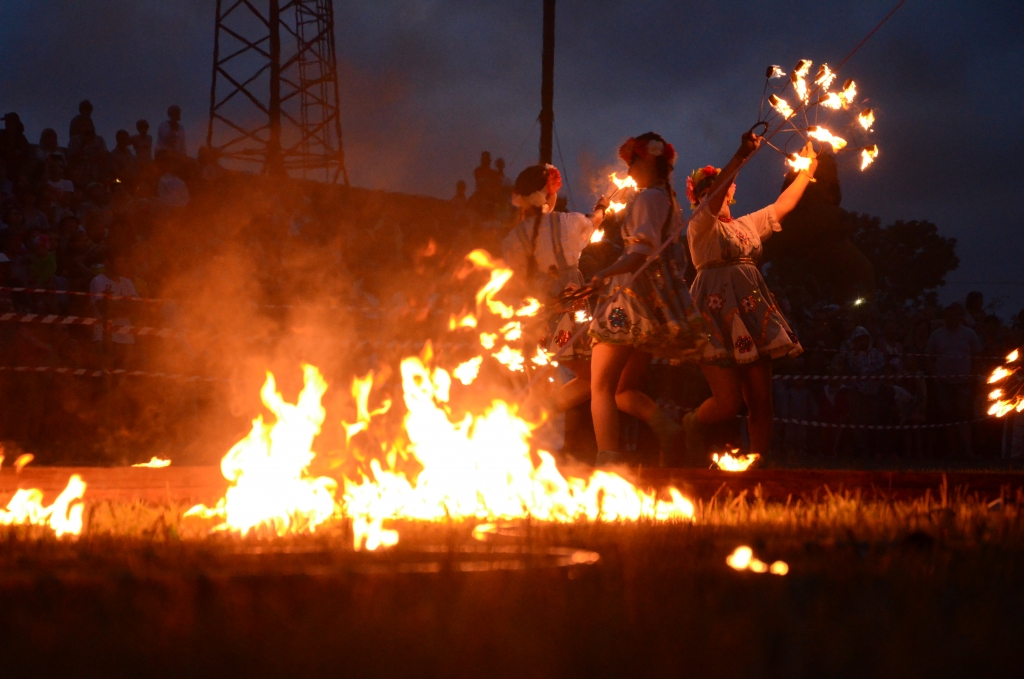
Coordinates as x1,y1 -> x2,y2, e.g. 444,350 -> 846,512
511,164 -> 562,213
618,136 -> 677,167
686,165 -> 737,210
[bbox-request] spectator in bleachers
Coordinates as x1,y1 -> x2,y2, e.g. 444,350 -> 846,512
156,105 -> 187,159
130,119 -> 153,164
926,303 -> 982,457
68,124 -> 111,187
110,130 -> 138,186
68,100 -> 95,145
0,113 -> 31,176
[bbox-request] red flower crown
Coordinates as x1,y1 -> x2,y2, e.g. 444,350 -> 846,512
544,164 -> 562,195
685,165 -> 721,209
618,136 -> 677,166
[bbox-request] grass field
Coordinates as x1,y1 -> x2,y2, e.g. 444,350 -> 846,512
3,482 -> 1024,678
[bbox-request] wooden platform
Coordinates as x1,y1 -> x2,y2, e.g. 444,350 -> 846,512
4,466 -> 1024,506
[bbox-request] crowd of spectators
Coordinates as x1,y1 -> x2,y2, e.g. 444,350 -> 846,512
764,289 -> 1024,461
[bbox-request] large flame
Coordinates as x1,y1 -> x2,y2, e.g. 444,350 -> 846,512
185,365 -> 339,536
0,474 -> 86,537
189,249 -> 698,550
343,351 -> 695,550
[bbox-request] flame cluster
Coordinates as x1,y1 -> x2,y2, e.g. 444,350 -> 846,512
988,349 -> 1024,417
766,60 -> 879,172
186,250 -> 700,550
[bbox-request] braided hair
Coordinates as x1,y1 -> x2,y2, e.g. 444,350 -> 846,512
619,132 -> 678,239
512,164 -> 562,280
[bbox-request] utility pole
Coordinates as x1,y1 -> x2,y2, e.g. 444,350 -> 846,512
207,0 -> 350,184
539,0 -> 556,165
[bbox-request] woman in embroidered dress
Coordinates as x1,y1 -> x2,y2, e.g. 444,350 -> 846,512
502,163 -> 609,412
586,133 -> 706,465
682,132 -> 818,459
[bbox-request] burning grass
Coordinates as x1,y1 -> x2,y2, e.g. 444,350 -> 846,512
3,484 -> 1024,676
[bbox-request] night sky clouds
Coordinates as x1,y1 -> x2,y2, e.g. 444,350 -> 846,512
2,0 -> 1022,306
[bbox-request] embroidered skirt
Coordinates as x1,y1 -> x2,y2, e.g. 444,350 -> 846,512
588,242 -> 707,361
690,261 -> 802,365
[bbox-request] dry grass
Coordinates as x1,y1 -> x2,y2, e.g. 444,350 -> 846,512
2,487 -> 1024,678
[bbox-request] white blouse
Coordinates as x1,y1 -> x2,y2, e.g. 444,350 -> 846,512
687,205 -> 781,268
502,211 -> 594,277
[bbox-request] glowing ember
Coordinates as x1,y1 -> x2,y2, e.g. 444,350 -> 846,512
185,365 -> 339,536
807,126 -> 848,151
726,545 -> 788,575
769,94 -> 795,119
132,457 -> 171,468
860,144 -> 879,170
492,345 -> 525,372
515,298 -> 542,318
453,357 -> 483,385
791,59 -> 812,102
0,474 -> 86,537
449,311 -> 478,330
858,108 -> 875,130
711,451 -> 760,472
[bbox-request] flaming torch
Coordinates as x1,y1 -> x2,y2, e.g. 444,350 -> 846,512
987,349 -> 1024,417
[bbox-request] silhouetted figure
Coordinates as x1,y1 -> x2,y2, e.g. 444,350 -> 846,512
764,153 -> 875,304
156,105 -> 188,159
69,100 -> 94,145
0,112 -> 31,176
130,119 -> 153,164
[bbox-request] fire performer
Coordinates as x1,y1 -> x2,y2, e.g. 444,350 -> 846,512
586,133 -> 706,465
682,132 -> 817,459
502,163 -> 609,412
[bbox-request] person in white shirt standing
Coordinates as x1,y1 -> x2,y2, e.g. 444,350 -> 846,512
156,105 -> 188,160
926,303 -> 982,457
90,256 -> 139,366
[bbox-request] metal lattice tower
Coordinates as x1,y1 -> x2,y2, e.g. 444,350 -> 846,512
206,0 -> 349,184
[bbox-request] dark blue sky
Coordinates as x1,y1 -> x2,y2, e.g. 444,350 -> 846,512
2,1 -> 1022,310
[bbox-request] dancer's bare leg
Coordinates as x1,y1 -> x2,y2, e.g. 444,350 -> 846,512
591,343 -> 634,452
740,358 -> 774,456
614,349 -> 656,423
554,359 -> 592,413
696,364 -> 744,424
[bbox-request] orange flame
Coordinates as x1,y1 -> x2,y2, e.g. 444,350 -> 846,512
769,94 -> 795,119
987,349 -> 1024,416
840,79 -> 857,107
786,154 -> 812,172
814,63 -> 836,91
711,450 -> 760,472
132,457 -> 171,468
858,108 -> 875,130
0,474 -> 86,537
860,145 -> 879,170
791,59 -> 812,102
807,126 -> 848,151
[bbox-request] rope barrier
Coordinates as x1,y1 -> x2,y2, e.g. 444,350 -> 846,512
0,365 -> 224,382
774,416 -> 989,431
0,313 -> 183,338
